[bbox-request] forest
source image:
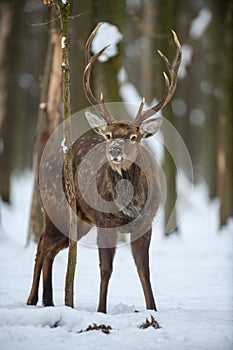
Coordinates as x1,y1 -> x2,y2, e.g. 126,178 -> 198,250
0,1 -> 232,350
0,0 -> 232,231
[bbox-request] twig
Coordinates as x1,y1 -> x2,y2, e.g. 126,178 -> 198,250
26,17 -> 59,27
79,323 -> 112,334
26,12 -> 87,27
140,316 -> 161,329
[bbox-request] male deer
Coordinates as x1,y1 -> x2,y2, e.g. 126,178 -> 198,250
27,24 -> 181,313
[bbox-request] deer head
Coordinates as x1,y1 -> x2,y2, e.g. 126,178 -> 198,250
83,23 -> 182,173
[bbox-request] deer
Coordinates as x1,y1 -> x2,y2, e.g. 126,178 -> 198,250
27,23 -> 182,313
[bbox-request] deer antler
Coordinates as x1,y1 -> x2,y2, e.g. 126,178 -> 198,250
83,23 -> 115,123
133,30 -> 182,126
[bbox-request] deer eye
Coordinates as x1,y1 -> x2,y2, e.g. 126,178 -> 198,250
105,133 -> 111,140
130,135 -> 137,142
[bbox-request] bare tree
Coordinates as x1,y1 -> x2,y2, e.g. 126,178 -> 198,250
0,2 -> 12,131
217,1 -> 233,226
0,1 -> 13,203
54,0 -> 78,308
157,0 -> 179,235
27,5 -> 62,243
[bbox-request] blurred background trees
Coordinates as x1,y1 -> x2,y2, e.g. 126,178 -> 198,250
0,0 -> 232,240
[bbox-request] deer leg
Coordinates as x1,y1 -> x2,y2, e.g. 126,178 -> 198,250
97,231 -> 117,313
130,229 -> 157,311
42,219 -> 91,306
42,234 -> 68,306
27,215 -> 63,306
97,247 -> 116,313
27,235 -> 45,306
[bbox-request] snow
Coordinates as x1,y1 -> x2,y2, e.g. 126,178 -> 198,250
0,17 -> 232,345
189,108 -> 205,126
0,172 -> 232,350
200,80 -> 213,95
172,98 -> 187,117
189,8 -> 212,40
61,36 -> 66,49
39,102 -> 46,110
61,137 -> 68,153
178,44 -> 193,79
118,67 -> 160,116
91,22 -> 123,62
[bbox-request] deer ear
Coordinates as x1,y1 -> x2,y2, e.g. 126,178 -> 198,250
85,111 -> 108,135
139,117 -> 163,139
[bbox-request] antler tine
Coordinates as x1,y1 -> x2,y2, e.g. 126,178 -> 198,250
135,97 -> 146,121
85,22 -> 102,63
83,45 -> 110,105
134,30 -> 182,125
83,23 -> 115,123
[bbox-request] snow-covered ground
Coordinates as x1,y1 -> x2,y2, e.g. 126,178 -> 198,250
0,172 -> 232,350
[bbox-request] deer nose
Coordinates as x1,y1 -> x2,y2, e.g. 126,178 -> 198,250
110,147 -> 121,158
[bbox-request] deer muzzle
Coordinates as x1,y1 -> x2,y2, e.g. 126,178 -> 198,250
109,139 -> 125,163
110,147 -> 121,158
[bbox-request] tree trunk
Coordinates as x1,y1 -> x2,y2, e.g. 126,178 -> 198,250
55,0 -> 78,308
0,2 -> 13,203
92,0 -> 124,106
217,2 -> 233,227
0,2 -> 12,131
27,6 -> 62,243
139,0 -> 155,103
159,0 -> 178,235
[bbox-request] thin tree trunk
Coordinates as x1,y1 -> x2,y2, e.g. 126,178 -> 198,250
140,0 -> 155,103
27,6 -> 62,243
217,2 -> 233,227
0,2 -> 12,131
163,145 -> 177,235
55,0 -> 78,308
0,2 -> 13,204
93,0 -> 126,243
217,120 -> 233,227
159,0 -> 178,235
